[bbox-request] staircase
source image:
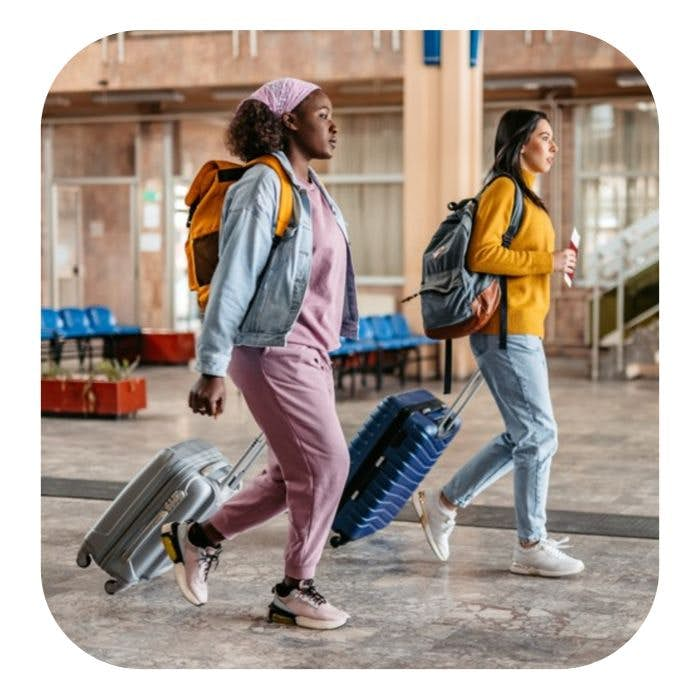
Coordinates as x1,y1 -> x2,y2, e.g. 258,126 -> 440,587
589,210 -> 659,380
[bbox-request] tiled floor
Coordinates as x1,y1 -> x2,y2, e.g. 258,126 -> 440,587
40,359 -> 658,669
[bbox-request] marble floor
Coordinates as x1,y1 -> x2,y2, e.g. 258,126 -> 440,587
40,359 -> 659,670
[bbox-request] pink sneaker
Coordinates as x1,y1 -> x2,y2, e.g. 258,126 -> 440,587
268,580 -> 350,630
160,521 -> 221,606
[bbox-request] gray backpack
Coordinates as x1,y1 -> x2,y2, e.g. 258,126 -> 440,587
405,174 -> 524,391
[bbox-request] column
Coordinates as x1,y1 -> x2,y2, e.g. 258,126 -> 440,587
403,30 -> 484,381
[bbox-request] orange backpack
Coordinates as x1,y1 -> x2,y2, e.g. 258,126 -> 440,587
184,154 -> 294,311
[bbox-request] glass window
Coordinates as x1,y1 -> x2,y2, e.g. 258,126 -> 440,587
575,101 -> 658,280
323,110 -> 404,278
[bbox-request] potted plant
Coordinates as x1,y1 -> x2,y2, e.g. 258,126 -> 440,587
41,357 -> 147,418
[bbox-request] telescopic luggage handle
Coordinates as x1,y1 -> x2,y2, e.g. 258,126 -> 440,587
199,433 -> 267,488
437,369 -> 484,438
222,432 -> 266,488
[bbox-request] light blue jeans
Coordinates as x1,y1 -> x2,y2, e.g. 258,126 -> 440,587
442,334 -> 558,543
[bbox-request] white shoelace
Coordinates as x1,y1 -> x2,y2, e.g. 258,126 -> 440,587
540,536 -> 573,558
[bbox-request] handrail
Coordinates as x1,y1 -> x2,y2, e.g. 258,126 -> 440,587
590,210 -> 659,380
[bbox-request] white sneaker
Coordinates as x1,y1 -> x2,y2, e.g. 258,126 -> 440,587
412,489 -> 457,561
268,580 -> 350,630
160,521 -> 222,606
509,536 -> 585,577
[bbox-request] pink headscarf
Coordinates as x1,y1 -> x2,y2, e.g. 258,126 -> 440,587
238,77 -> 321,117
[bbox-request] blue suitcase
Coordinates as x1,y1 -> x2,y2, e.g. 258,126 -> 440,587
330,372 -> 483,547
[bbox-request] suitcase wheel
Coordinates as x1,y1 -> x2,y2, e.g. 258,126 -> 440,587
104,579 -> 127,595
76,544 -> 91,569
329,535 -> 346,548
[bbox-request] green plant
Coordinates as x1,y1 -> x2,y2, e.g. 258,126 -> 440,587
92,356 -> 141,381
41,356 -> 141,381
41,361 -> 71,379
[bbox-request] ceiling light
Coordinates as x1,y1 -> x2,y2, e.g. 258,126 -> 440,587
211,89 -> 253,101
636,101 -> 656,112
337,82 -> 403,94
92,90 -> 185,104
44,95 -> 71,107
616,73 -> 647,88
484,76 -> 577,91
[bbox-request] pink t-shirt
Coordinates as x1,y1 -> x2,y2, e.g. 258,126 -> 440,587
287,180 -> 347,354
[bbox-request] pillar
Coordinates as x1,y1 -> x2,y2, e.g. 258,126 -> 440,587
403,30 -> 484,381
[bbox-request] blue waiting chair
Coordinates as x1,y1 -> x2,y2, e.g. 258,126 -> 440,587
329,320 -> 380,395
41,308 -> 63,341
386,313 -> 440,383
85,306 -> 141,336
365,315 -> 410,390
58,307 -> 96,369
41,308 -> 65,364
84,305 -> 142,362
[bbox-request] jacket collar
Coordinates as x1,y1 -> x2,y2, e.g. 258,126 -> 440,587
272,150 -> 348,240
272,150 -> 326,196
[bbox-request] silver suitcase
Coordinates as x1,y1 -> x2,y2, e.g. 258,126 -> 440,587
76,436 -> 265,594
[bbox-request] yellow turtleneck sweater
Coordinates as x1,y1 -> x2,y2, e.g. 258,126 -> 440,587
466,171 -> 555,339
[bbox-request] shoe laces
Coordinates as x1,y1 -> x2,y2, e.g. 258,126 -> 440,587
198,547 -> 220,581
297,580 -> 327,608
540,536 -> 572,558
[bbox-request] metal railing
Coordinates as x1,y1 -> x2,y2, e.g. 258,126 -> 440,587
590,210 -> 659,380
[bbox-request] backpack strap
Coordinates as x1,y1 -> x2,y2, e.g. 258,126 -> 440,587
246,154 -> 294,237
493,174 -> 524,350
443,338 -> 453,394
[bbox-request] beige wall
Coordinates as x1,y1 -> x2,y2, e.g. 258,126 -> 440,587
50,30 -> 403,93
483,30 -> 638,74
50,30 -> 638,95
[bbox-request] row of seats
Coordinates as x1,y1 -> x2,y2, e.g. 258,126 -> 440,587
42,306 -> 142,368
329,314 -> 439,394
41,306 -> 437,391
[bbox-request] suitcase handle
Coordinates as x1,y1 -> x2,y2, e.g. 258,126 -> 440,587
218,432 -> 267,488
437,370 -> 484,438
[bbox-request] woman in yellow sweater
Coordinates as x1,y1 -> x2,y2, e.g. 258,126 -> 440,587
413,109 -> 584,577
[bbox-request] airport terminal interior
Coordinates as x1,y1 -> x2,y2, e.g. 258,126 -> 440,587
40,30 -> 658,669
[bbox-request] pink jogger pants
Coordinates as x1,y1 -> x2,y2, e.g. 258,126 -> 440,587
208,344 -> 350,580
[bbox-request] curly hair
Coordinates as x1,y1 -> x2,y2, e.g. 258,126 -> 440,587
225,99 -> 289,162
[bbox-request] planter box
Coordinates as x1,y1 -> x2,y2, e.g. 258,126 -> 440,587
41,377 -> 147,418
140,329 -> 195,365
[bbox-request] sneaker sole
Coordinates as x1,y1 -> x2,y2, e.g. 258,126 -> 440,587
267,602 -> 349,630
160,523 -> 205,607
411,491 -> 448,562
509,561 -> 585,578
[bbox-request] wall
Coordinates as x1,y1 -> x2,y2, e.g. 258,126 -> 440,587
50,30 -> 404,93
483,30 -> 638,75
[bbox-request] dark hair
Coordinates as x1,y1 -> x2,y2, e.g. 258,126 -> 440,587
225,99 -> 288,162
486,108 -> 549,211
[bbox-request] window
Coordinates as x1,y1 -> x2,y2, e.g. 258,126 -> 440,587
321,109 -> 403,280
574,101 -> 658,280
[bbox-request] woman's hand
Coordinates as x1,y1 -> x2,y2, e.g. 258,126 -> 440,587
552,249 -> 577,275
189,374 -> 226,418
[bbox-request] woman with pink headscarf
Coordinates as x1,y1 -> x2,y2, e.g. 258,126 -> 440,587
161,78 -> 359,630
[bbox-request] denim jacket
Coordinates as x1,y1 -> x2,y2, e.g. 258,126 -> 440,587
196,150 -> 359,377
